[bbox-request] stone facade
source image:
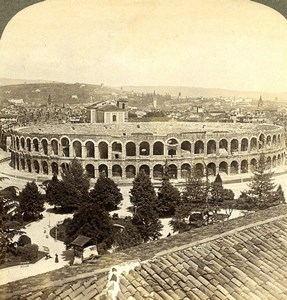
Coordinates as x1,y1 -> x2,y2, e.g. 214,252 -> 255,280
9,122 -> 286,180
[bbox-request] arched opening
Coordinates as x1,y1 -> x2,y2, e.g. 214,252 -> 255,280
207,140 -> 216,155
181,141 -> 191,155
241,138 -> 248,152
61,137 -> 70,157
112,142 -> 122,159
230,139 -> 238,153
33,160 -> 40,173
195,163 -> 204,177
73,141 -> 82,158
20,137 -> 25,149
16,156 -> 19,170
33,139 -> 39,152
51,162 -> 59,175
181,163 -> 191,179
250,137 -> 257,151
167,138 -> 178,156
272,135 -> 277,146
99,164 -> 108,177
20,158 -> 25,170
153,141 -> 164,155
26,138 -> 31,152
194,140 -> 204,154
168,164 -> 177,179
278,134 -> 281,145
259,134 -> 265,149
272,156 -> 276,168
266,135 -> 271,148
85,141 -> 95,158
41,139 -> 48,155
112,165 -> 122,177
42,161 -> 49,175
139,142 -> 150,156
207,162 -> 216,176
153,164 -> 163,179
51,140 -> 59,155
139,164 -> 150,176
219,161 -> 228,174
266,156 -> 271,169
98,141 -> 108,159
112,115 -> 117,122
61,163 -> 69,173
126,165 -> 136,178
219,139 -> 228,155
250,158 -> 257,172
16,137 -> 20,150
86,164 -> 95,178
27,159 -> 32,172
278,154 -> 282,166
230,161 -> 239,174
241,160 -> 248,173
126,142 -> 136,157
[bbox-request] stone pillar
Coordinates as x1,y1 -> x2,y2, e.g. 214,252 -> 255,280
108,145 -> 112,160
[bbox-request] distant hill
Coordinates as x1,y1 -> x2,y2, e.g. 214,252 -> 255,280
0,78 -> 53,86
0,82 -> 119,105
123,86 -> 287,101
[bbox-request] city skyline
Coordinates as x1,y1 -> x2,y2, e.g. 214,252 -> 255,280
0,0 -> 287,93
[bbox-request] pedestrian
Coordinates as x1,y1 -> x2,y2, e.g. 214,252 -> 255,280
55,254 -> 59,263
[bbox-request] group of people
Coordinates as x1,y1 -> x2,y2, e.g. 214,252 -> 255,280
45,253 -> 59,263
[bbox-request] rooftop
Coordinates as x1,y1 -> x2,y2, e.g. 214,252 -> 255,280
1,204 -> 287,299
15,121 -> 281,137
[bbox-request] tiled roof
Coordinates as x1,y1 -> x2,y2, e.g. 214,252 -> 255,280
1,204 -> 287,299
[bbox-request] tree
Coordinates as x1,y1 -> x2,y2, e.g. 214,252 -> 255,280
65,203 -> 114,251
18,181 -> 44,221
237,154 -> 279,210
273,184 -> 285,205
89,174 -> 123,211
130,171 -> 162,242
156,174 -> 181,217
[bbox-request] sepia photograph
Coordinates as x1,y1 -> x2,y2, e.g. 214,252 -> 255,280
0,0 -> 287,299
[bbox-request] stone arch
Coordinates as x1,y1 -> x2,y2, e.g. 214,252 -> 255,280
86,164 -> 95,178
61,163 -> 69,172
26,138 -> 32,152
181,141 -> 191,154
153,164 -> 163,179
230,139 -> 238,153
207,162 -> 216,176
219,139 -> 228,154
51,162 -> 59,175
112,141 -> 123,159
139,141 -> 150,156
219,161 -> 228,174
32,138 -> 39,152
181,163 -> 191,179
27,159 -> 32,172
272,155 -> 277,168
73,140 -> 82,158
41,139 -> 48,155
266,156 -> 271,169
194,140 -> 204,154
126,141 -> 136,157
259,133 -> 265,149
99,164 -> 108,177
33,160 -> 40,173
51,139 -> 59,155
153,141 -> 164,155
168,164 -> 177,179
241,138 -> 248,152
42,161 -> 49,175
250,158 -> 257,172
98,141 -> 108,159
20,158 -> 25,170
16,136 -> 20,150
230,161 -> 239,174
277,154 -> 282,166
167,138 -> 178,156
272,135 -> 277,146
278,134 -> 281,145
241,160 -> 248,173
15,155 -> 19,170
139,164 -> 150,175
112,165 -> 122,177
250,137 -> 257,151
126,165 -> 136,178
85,141 -> 95,158
266,135 -> 271,148
61,137 -> 70,157
195,163 -> 204,177
207,140 -> 216,155
20,137 -> 25,149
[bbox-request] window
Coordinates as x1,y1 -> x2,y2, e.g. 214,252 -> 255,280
113,115 -> 117,122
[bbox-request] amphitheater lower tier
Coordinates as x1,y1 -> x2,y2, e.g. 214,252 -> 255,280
8,121 -> 286,180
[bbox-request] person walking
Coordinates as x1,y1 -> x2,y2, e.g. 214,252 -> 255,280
55,254 -> 59,263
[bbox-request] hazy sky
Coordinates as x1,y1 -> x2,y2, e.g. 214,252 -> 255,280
0,0 -> 287,92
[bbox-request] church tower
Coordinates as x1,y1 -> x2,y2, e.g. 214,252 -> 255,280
258,95 -> 263,107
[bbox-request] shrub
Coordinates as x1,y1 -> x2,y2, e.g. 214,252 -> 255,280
17,235 -> 31,247
17,244 -> 39,261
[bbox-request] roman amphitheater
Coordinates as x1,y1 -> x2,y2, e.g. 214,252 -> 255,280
9,121 -> 286,181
